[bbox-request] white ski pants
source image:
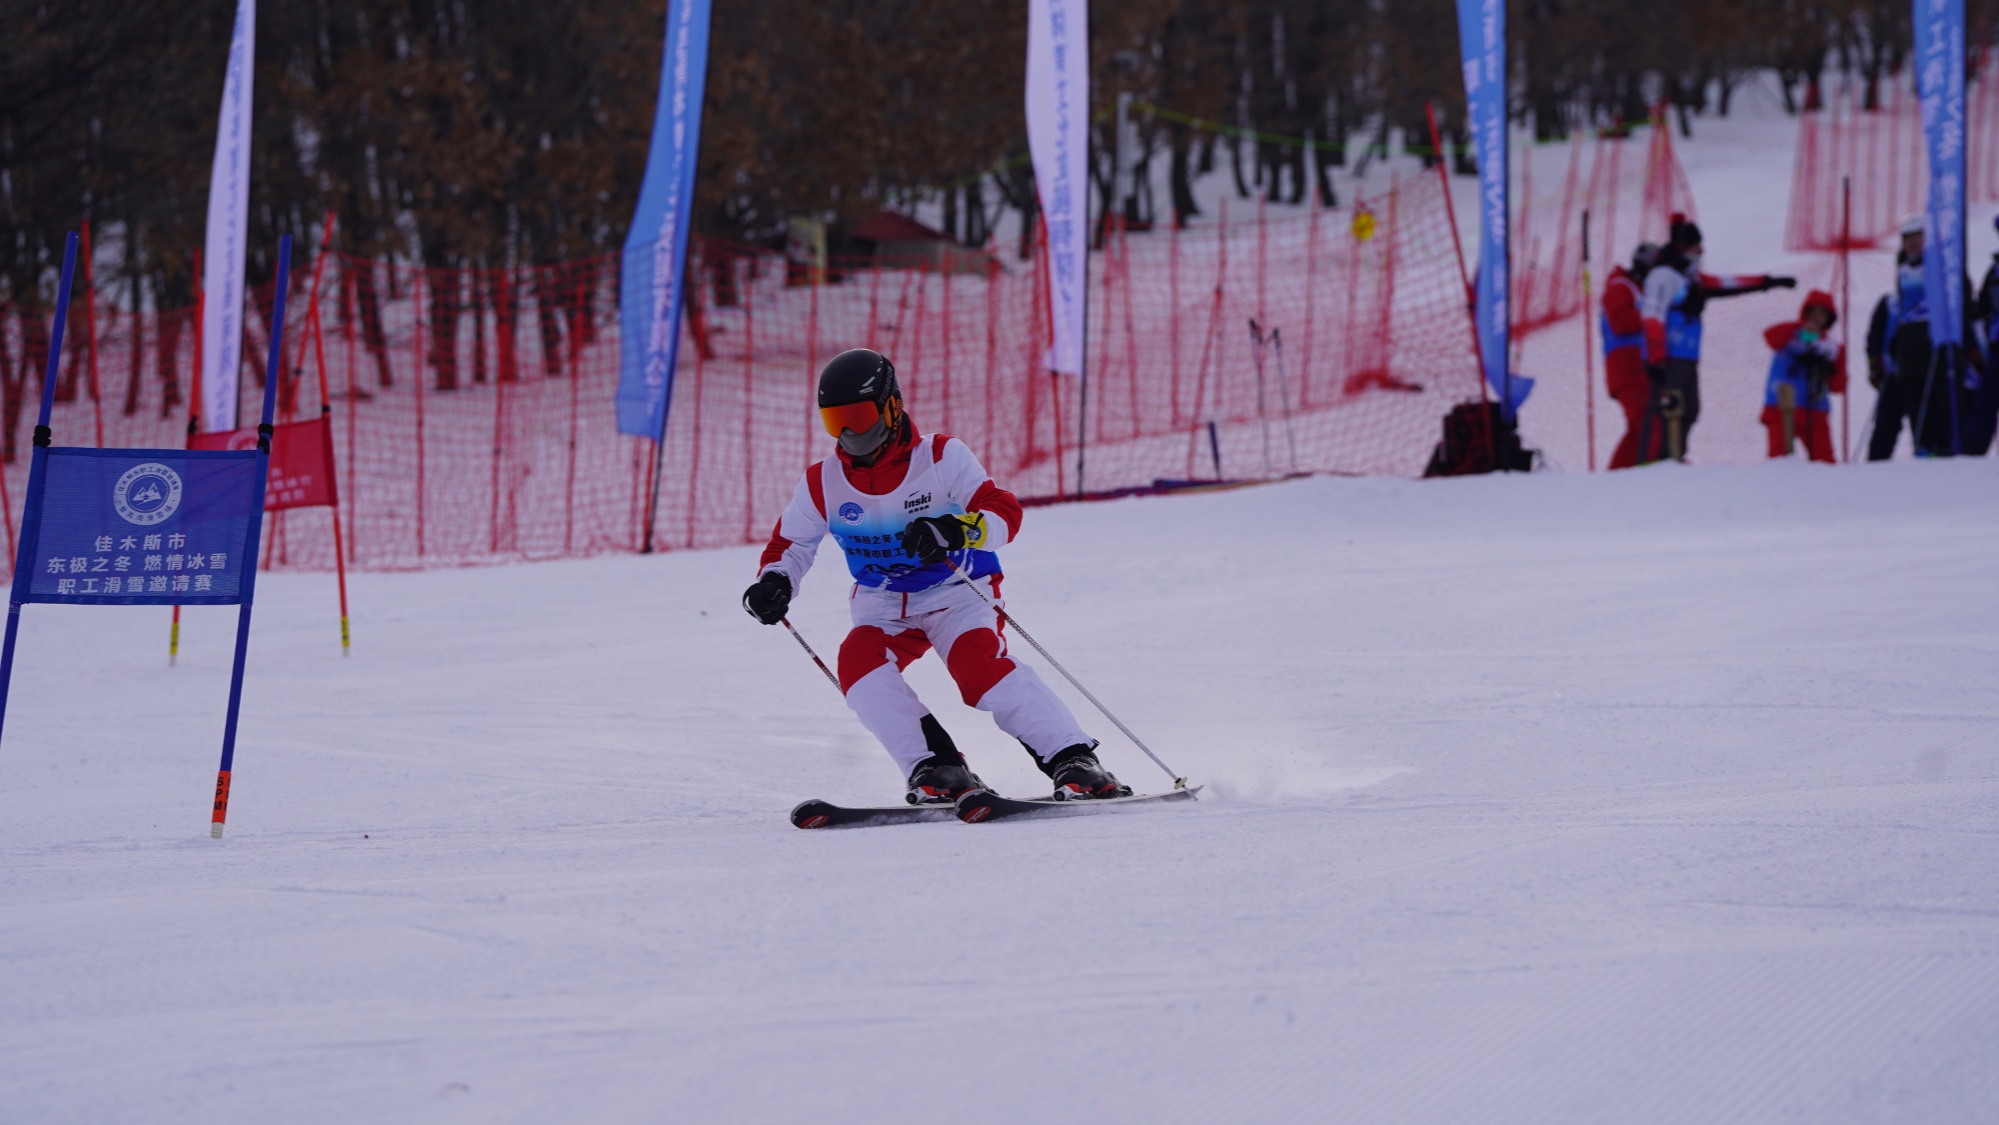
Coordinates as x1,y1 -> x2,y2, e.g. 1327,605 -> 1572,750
836,575 -> 1090,776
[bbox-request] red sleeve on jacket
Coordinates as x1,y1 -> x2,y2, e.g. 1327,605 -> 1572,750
1764,321 -> 1798,351
968,479 -> 1023,543
805,461 -> 826,519
932,434 -> 950,461
1603,277 -> 1643,337
758,521 -> 793,571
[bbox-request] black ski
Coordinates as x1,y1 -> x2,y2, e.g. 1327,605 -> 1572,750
789,798 -> 959,830
954,785 -> 1202,824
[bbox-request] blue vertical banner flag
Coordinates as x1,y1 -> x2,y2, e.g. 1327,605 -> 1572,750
1456,0 -> 1529,416
617,0 -> 713,440
1915,0 -> 1965,351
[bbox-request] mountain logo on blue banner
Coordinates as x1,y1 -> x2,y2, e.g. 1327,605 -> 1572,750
113,463 -> 184,526
839,502 -> 864,524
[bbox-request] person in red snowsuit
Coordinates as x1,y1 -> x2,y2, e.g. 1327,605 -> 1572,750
1603,243 -> 1661,468
1759,290 -> 1845,463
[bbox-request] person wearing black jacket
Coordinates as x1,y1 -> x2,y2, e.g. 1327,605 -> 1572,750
1968,218 -> 1999,455
1867,216 -> 1981,459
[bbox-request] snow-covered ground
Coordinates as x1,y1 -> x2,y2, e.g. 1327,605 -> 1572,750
2,458 -> 1995,1122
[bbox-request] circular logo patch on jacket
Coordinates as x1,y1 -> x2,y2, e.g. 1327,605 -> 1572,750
838,502 -> 864,524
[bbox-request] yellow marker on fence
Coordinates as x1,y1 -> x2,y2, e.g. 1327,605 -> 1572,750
1351,207 -> 1377,242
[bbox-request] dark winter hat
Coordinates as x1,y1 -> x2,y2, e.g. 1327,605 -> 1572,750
1668,213 -> 1702,250
1632,242 -> 1661,272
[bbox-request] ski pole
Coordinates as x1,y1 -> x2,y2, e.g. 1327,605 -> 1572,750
945,559 -> 1186,789
782,617 -> 841,690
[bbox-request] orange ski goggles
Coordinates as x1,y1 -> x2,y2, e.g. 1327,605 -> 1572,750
820,399 -> 884,437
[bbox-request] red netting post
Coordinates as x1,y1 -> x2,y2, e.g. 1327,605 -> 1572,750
866,258 -> 882,350
1841,175 -> 1853,462
805,265 -> 819,472
1340,190 -> 1364,393
910,261 -> 927,408
413,263 -> 427,559
685,286 -> 707,549
342,261 -> 359,565
1582,208 -> 1597,471
564,264 -> 581,556
941,266 -> 953,435
984,252 -> 998,448
489,269 -> 507,555
1552,135 -> 1581,320
1119,208 -> 1138,440
1427,102 -> 1487,403
1303,172 -> 1322,410
1602,137 -> 1622,283
1092,221 -> 1114,465
1868,91 -> 1883,239
306,213 -> 351,651
1380,176 -> 1401,388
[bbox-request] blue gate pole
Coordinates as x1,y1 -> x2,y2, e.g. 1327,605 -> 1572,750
0,231 -> 81,747
211,234 -> 290,838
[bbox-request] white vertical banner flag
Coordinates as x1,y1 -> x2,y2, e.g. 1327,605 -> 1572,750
200,0 -> 255,433
1026,0 -> 1089,376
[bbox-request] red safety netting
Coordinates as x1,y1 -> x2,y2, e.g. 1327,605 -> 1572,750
1786,65 -> 1999,251
1512,122 -> 1696,341
0,124 -> 1696,577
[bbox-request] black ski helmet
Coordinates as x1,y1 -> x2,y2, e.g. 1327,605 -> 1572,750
817,348 -> 904,457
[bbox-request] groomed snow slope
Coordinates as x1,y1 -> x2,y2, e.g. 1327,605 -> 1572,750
2,460 -> 1996,1123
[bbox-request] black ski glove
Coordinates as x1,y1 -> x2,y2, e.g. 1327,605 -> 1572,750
900,515 -> 969,565
1767,276 -> 1798,289
742,571 -> 792,625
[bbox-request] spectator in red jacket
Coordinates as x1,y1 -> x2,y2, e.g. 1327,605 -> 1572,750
1760,290 -> 1845,463
1603,243 -> 1662,468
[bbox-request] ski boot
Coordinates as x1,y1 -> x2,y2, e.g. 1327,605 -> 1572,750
1041,743 -> 1132,801
906,755 -> 985,805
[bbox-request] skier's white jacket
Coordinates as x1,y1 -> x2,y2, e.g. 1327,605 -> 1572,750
759,431 -> 1025,595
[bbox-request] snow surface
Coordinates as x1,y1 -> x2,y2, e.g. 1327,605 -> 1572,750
2,458 -> 1996,1123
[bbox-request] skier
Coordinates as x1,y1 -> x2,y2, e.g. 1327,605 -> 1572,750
742,348 -> 1130,804
1966,215 -> 1999,455
1868,214 -> 1977,459
1759,289 -> 1843,463
1602,242 -> 1663,468
1641,214 -> 1796,459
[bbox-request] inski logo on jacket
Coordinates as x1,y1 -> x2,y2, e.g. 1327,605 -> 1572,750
902,492 -> 931,513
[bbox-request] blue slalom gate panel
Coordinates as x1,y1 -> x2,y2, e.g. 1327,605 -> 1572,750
18,448 -> 264,606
